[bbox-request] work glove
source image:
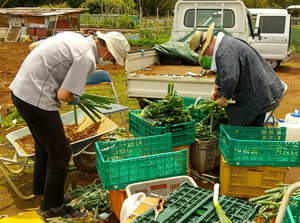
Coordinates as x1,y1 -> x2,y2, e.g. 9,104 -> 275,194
68,95 -> 80,105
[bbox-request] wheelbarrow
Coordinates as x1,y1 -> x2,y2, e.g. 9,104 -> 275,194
0,108 -> 118,200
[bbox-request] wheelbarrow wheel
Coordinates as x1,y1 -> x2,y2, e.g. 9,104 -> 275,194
72,143 -> 97,172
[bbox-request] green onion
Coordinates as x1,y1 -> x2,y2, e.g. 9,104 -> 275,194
213,184 -> 232,223
72,93 -> 114,127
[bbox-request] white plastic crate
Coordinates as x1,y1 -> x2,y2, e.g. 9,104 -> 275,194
125,175 -> 197,197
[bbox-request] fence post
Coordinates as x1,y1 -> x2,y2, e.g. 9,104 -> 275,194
167,10 -> 169,28
157,7 -> 159,36
140,6 -> 142,29
157,7 -> 159,28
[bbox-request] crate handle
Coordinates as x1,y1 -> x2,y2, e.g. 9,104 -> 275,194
170,125 -> 185,133
194,96 -> 202,105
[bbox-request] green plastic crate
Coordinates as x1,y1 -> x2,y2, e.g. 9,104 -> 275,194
132,181 -> 259,223
181,96 -> 210,122
283,197 -> 300,223
129,110 -> 195,147
95,133 -> 187,190
218,125 -> 300,167
283,207 -> 295,223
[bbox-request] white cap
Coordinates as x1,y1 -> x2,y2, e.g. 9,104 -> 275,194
96,31 -> 130,66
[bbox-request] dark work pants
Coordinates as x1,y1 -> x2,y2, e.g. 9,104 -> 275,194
11,92 -> 72,208
246,113 -> 266,127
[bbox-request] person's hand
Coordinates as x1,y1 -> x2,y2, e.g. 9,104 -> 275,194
211,90 -> 218,101
217,96 -> 229,107
68,95 -> 80,105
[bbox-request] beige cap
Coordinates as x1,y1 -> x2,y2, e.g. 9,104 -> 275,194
189,23 -> 215,65
96,31 -> 130,65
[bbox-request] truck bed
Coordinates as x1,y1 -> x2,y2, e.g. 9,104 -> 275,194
134,64 -> 216,78
125,49 -> 216,101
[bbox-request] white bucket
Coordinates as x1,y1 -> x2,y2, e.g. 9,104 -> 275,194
20,27 -> 28,36
278,108 -> 300,141
18,35 -> 27,43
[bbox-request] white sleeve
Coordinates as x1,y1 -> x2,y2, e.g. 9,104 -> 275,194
60,49 -> 96,96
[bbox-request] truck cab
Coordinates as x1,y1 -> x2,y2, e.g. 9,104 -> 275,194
171,0 -> 292,70
249,8 -> 292,69
171,0 -> 254,43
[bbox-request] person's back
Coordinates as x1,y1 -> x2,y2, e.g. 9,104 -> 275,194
215,35 -> 284,126
10,32 -> 96,111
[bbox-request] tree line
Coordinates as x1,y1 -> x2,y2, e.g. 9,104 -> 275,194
0,0 -> 299,16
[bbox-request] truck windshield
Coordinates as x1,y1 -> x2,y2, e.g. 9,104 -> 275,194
184,9 -> 234,28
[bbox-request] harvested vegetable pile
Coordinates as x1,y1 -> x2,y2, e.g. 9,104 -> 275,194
67,183 -> 109,220
188,100 -> 229,141
138,82 -> 192,126
16,122 -> 100,155
103,127 -> 133,141
249,182 -> 299,222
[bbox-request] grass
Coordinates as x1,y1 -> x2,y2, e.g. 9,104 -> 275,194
291,27 -> 300,53
0,136 -> 6,144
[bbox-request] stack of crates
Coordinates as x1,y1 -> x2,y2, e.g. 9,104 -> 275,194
109,176 -> 198,220
129,181 -> 259,223
180,96 -> 222,173
129,108 -> 195,175
95,133 -> 187,191
95,133 -> 188,220
218,125 -> 300,198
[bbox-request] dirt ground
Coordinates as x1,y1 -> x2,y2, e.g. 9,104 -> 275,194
0,41 -> 300,222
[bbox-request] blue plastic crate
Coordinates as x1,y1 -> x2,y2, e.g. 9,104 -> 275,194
95,133 -> 187,190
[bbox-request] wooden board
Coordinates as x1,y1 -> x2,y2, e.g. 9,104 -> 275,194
4,26 -> 22,42
124,197 -> 157,223
28,16 -> 45,24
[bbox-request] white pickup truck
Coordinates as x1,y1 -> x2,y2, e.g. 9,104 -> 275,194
125,0 -> 296,107
171,0 -> 293,69
126,49 -> 215,108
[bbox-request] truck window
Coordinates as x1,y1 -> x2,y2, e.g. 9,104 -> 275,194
259,16 -> 286,34
184,9 -> 234,28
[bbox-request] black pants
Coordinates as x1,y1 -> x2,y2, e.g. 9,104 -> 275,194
246,113 -> 266,127
11,92 -> 72,208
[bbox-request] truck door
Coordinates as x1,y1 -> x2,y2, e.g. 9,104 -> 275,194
253,13 -> 291,69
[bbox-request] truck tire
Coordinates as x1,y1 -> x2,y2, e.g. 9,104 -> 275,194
138,99 -> 148,109
267,60 -> 281,70
138,98 -> 160,109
